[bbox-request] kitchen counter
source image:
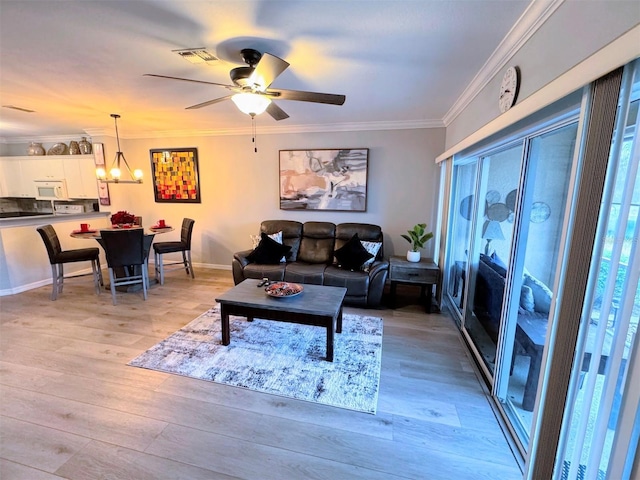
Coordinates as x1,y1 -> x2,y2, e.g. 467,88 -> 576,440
0,212 -> 51,218
0,211 -> 112,295
0,211 -> 109,229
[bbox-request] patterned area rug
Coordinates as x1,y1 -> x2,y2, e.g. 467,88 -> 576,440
129,305 -> 383,413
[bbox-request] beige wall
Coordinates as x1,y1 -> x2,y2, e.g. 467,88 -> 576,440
94,127 -> 445,268
445,2 -> 640,150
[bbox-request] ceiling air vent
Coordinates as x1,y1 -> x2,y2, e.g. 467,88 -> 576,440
2,105 -> 35,113
173,48 -> 219,65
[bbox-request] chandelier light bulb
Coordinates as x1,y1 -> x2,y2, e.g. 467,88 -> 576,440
96,167 -> 106,179
110,167 -> 121,179
133,169 -> 143,180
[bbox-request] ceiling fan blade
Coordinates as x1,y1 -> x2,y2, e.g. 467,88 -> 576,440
144,73 -> 235,89
248,53 -> 289,90
185,95 -> 233,110
266,102 -> 289,121
267,88 -> 346,105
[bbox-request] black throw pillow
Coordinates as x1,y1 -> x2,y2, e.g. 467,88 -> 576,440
247,232 -> 291,264
334,233 -> 374,270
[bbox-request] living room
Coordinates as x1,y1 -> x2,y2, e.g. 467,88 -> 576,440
1,1 -> 639,479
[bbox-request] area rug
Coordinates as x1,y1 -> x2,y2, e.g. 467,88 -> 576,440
128,305 -> 383,413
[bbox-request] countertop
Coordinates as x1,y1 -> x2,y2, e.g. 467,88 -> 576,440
0,211 -> 110,228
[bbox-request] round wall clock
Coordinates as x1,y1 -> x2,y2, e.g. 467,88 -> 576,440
499,66 -> 520,113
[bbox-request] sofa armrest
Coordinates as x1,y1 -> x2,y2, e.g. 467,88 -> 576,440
233,249 -> 253,267
232,249 -> 254,285
367,259 -> 389,276
366,259 -> 389,308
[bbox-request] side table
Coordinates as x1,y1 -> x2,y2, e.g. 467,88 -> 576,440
389,256 -> 440,313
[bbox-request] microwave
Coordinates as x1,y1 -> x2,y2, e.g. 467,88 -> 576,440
34,180 -> 70,200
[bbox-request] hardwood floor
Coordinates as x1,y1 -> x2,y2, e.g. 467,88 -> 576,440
0,268 -> 522,479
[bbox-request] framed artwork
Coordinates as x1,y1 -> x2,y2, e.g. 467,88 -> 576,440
150,147 -> 201,203
93,142 -> 110,206
279,148 -> 369,211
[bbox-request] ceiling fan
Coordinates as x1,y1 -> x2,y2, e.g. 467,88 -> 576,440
144,48 -> 346,121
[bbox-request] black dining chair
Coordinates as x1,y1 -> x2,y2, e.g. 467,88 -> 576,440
100,229 -> 149,305
153,218 -> 195,285
36,224 -> 103,300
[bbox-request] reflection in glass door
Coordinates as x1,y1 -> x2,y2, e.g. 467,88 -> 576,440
445,115 -> 581,454
446,162 -> 477,324
464,144 -> 523,377
497,122 -> 579,447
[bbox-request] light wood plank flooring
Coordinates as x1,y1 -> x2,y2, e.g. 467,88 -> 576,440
0,268 -> 522,479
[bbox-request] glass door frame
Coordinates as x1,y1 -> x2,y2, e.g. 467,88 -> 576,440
442,106 -> 584,460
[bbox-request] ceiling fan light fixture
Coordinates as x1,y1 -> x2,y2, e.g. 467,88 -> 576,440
231,93 -> 271,116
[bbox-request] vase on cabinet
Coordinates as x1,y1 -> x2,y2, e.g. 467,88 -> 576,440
407,250 -> 421,262
78,137 -> 92,154
69,140 -> 80,155
27,142 -> 45,156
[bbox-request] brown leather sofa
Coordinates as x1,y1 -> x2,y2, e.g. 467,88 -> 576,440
232,220 -> 389,308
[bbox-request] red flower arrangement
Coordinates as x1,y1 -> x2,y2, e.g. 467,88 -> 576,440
110,210 -> 136,225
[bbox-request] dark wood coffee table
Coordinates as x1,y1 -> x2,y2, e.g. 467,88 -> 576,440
214,279 -> 347,361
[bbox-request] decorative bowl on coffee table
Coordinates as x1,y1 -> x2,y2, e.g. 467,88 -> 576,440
265,282 -> 304,298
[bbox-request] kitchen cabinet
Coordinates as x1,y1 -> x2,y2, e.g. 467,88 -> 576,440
0,155 -> 95,198
63,157 -> 98,198
22,157 -> 64,181
0,158 -> 29,197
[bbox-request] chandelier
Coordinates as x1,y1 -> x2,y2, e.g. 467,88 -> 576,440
96,114 -> 143,184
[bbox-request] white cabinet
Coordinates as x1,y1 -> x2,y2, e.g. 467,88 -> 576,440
0,155 -> 96,198
0,158 -> 29,197
63,157 -> 98,198
22,157 -> 64,181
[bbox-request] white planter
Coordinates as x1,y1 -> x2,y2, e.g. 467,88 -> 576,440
406,250 -> 421,262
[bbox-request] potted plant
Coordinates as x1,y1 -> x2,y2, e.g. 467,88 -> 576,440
401,223 -> 433,262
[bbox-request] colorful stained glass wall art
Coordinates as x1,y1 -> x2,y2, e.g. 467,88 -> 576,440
149,148 -> 201,203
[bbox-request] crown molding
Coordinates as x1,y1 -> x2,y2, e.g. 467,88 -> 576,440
442,0 -> 565,126
2,119 -> 443,143
0,133 -> 94,144
436,23 -> 640,163
122,119 -> 444,138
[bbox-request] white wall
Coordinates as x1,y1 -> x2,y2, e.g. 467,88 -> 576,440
93,127 -> 445,268
445,1 -> 640,150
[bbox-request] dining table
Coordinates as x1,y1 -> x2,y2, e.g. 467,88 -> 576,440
70,224 -> 175,290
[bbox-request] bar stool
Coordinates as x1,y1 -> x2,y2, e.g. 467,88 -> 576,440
100,229 -> 149,305
153,218 -> 195,285
37,224 -> 103,300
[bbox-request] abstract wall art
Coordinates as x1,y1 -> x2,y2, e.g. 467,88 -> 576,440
150,147 -> 201,203
279,148 -> 369,211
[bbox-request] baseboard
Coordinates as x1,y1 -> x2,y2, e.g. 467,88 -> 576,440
0,263 -> 232,296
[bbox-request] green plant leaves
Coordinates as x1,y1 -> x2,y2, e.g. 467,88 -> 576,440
401,223 -> 433,251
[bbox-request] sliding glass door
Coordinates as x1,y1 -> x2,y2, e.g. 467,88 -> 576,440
442,59 -> 640,478
447,162 -> 478,324
497,122 -> 578,444
445,108 -> 581,454
464,143 -> 523,377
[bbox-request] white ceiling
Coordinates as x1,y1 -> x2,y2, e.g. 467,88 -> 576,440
0,0 -> 531,141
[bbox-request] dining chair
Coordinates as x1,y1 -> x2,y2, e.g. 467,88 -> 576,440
100,229 -> 149,305
153,218 -> 195,285
36,224 -> 103,300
